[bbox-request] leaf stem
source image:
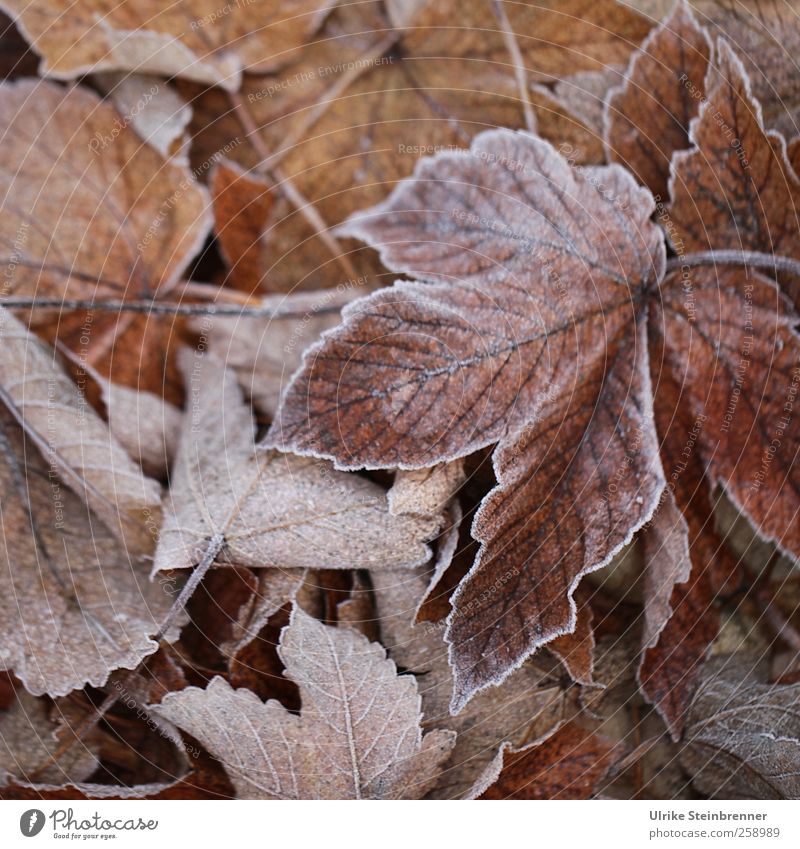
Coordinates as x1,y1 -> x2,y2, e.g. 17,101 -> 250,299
667,250 -> 800,278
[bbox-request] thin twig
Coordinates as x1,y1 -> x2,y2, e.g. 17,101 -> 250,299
492,0 -> 536,133
226,91 -> 358,281
0,286 -> 359,317
667,250 -> 800,278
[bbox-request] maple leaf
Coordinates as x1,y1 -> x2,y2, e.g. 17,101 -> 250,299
668,39 -> 800,304
692,0 -> 800,140
268,127 -> 668,709
0,414 -> 173,696
154,607 -> 456,799
681,656 -> 800,799
605,0 -> 712,199
269,38 -> 800,720
153,351 -> 441,574
0,0 -> 332,91
186,0 -> 648,291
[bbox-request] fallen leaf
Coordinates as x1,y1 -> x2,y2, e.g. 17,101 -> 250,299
211,159 -> 274,294
153,351 -> 440,574
268,128 -> 667,710
682,656 -> 800,798
669,39 -> 800,304
154,607 -> 456,799
693,0 -> 800,139
605,0 -> 712,199
58,346 -> 182,479
0,78 -> 211,404
1,0 -> 333,91
474,720 -> 618,799
0,79 -> 210,309
0,308 -> 162,549
0,416 -> 173,696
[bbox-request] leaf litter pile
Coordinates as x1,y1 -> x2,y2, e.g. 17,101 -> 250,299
0,0 -> 799,801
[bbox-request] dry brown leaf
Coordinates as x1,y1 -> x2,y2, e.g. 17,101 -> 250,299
95,73 -> 192,162
0,79 -> 210,308
211,159 -> 274,294
370,567 -> 569,799
154,607 -> 456,799
0,308 -> 162,549
682,656 -> 800,798
605,0 -> 712,199
669,39 -> 800,304
0,416 -> 173,696
270,128 -> 667,711
59,346 -> 182,479
1,0 -> 333,90
692,0 -> 800,139
153,352 -> 439,574
473,720 -> 618,799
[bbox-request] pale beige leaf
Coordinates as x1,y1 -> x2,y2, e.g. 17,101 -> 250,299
58,345 -> 181,479
388,460 -> 465,517
153,353 -> 439,574
0,308 -> 162,549
95,73 -> 192,162
371,568 -> 567,799
0,418 -> 173,696
1,0 -> 334,91
154,608 -> 455,799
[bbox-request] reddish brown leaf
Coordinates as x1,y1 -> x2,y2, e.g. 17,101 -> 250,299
476,720 -> 618,799
548,592 -> 596,686
605,0 -> 712,199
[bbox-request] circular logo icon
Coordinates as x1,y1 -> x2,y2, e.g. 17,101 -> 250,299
20,810 -> 45,837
